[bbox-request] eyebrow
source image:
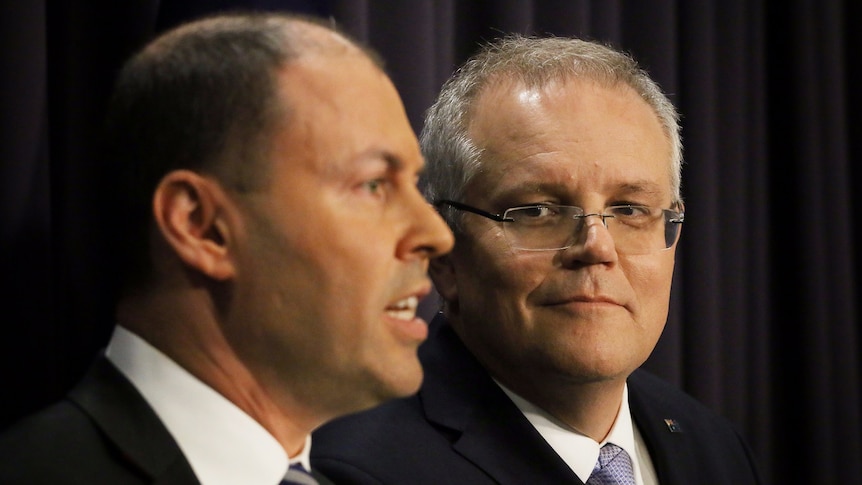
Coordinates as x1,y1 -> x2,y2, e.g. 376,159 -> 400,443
491,179 -> 668,202
616,181 -> 666,197
382,151 -> 408,171
337,149 -> 405,175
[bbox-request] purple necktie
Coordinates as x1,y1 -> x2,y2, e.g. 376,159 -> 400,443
586,443 -> 636,485
280,463 -> 319,485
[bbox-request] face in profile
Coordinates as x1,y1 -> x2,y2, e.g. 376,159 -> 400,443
226,43 -> 453,418
433,76 -> 678,395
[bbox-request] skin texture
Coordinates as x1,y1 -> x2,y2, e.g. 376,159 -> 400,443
122,24 -> 453,456
432,76 -> 677,441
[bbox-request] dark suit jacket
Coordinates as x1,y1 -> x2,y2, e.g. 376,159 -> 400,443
312,315 -> 763,485
0,356 -> 333,485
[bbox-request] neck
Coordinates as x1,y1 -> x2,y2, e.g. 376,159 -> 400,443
117,292 -> 317,457
497,372 -> 626,442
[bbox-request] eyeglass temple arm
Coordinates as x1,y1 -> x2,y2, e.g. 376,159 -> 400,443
434,200 -> 513,222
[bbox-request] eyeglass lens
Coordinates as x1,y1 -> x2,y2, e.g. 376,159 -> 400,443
502,206 -> 681,254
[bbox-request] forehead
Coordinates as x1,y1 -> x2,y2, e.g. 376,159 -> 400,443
466,77 -> 673,204
269,51 -> 420,175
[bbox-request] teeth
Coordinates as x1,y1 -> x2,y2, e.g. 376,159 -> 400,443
386,296 -> 419,321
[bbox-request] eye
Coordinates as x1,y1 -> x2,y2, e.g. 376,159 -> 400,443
608,205 -> 650,217
608,205 -> 657,228
509,205 -> 564,226
520,205 -> 558,218
362,178 -> 388,196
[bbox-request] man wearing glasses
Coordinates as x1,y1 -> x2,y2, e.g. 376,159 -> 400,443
312,35 -> 762,484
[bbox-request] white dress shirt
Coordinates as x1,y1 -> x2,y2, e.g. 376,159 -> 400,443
499,382 -> 659,485
106,325 -> 311,485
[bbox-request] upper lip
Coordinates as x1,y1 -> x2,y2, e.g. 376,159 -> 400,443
386,283 -> 432,308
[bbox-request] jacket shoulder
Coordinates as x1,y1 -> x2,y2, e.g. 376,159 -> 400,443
0,357 -> 199,484
628,369 -> 764,484
0,399 -> 148,484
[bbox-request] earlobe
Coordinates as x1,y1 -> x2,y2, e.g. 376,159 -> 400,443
153,170 -> 237,281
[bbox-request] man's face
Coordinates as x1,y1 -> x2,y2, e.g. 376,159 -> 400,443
227,50 -> 453,419
434,77 -> 677,393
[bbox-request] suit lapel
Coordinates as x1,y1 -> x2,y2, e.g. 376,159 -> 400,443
419,317 -> 583,484
69,356 -> 200,484
311,469 -> 337,485
628,370 -> 700,485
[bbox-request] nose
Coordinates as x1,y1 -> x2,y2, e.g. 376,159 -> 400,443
397,189 -> 454,260
562,214 -> 617,265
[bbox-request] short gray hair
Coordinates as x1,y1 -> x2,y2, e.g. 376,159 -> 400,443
420,35 -> 682,230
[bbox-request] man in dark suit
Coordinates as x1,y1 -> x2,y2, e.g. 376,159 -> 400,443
0,11 -> 452,484
312,35 -> 763,484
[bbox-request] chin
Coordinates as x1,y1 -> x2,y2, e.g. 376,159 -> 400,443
357,364 -> 424,409
550,353 -> 639,384
382,365 -> 424,398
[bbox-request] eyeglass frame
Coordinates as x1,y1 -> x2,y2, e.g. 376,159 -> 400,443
434,199 -> 684,253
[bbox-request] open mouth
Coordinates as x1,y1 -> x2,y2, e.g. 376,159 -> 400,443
385,296 -> 419,321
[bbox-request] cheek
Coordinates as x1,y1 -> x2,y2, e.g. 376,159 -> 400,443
623,253 -> 675,325
261,218 -> 387,324
454,244 -> 550,316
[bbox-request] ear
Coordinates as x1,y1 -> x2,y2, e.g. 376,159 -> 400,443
429,253 -> 459,309
152,170 -> 236,281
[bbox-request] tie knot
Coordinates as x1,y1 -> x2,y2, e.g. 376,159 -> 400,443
597,443 -> 625,468
280,464 -> 319,485
586,443 -> 636,485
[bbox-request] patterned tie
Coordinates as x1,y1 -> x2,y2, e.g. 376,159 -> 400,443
280,463 -> 319,485
586,443 -> 636,485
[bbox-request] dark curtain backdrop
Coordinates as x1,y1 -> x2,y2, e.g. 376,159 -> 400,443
2,1 -> 860,483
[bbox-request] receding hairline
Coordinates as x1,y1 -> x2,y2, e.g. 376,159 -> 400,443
143,12 -> 383,69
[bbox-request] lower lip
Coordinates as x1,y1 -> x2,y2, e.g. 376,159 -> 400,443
546,300 -> 622,312
386,314 -> 429,342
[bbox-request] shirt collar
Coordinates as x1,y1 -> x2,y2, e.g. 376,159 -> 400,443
498,382 -> 641,483
106,325 -> 311,484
